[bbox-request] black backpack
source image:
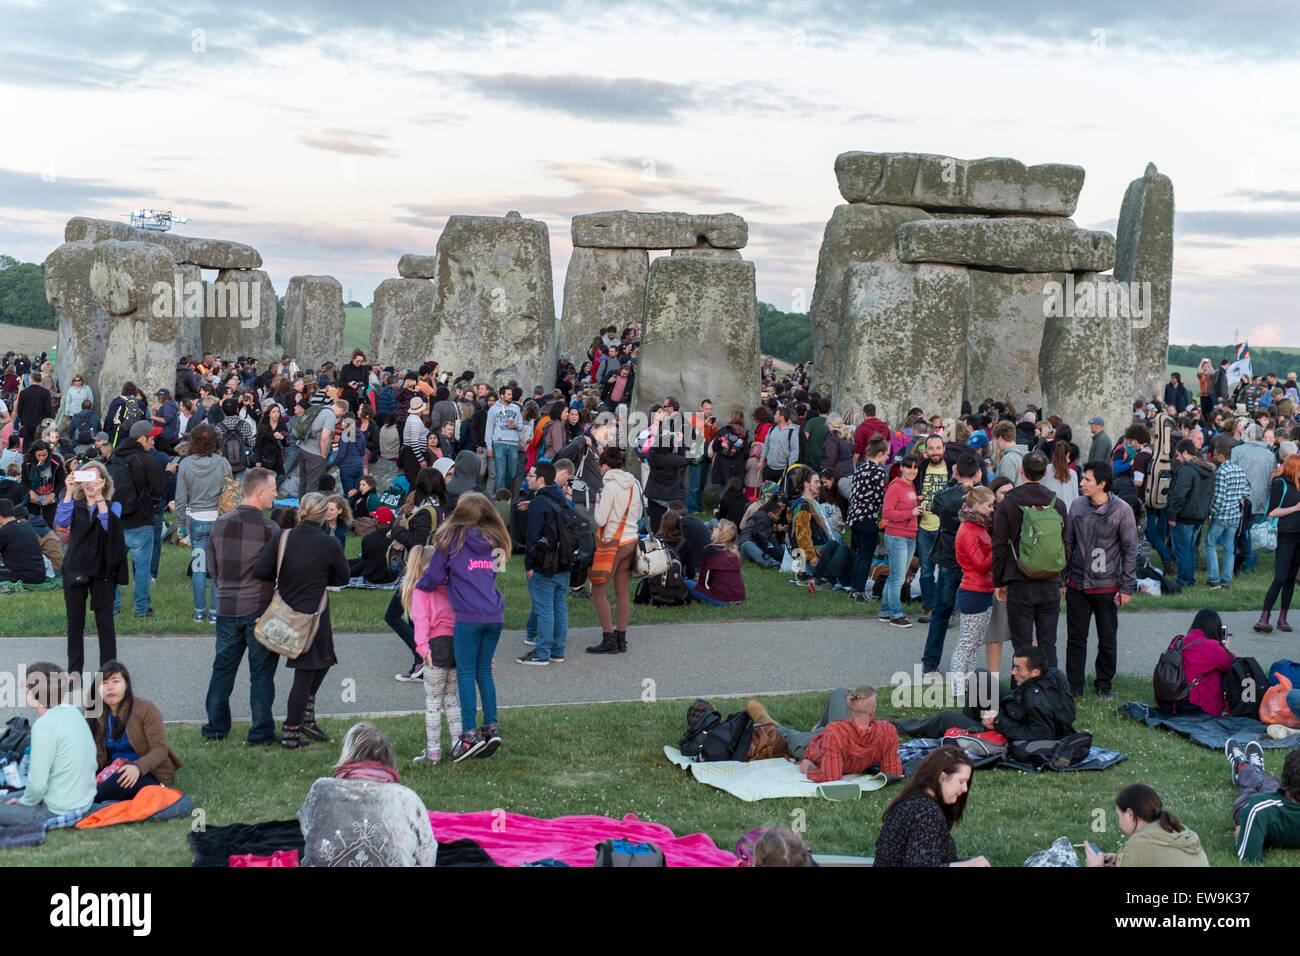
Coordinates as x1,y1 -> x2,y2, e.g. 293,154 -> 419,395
537,496 -> 595,573
1008,731 -> 1093,770
594,839 -> 666,867
1226,657 -> 1268,719
73,415 -> 95,446
678,699 -> 722,758
698,711 -> 754,762
634,549 -> 688,606
219,423 -> 248,474
1153,634 -> 1204,708
105,454 -> 141,518
0,717 -> 31,755
112,396 -> 145,444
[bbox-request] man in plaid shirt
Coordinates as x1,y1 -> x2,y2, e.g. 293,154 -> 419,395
202,468 -> 281,745
1207,435 -> 1250,590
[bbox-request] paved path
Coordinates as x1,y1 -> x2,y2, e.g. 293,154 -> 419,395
0,610 -> 1287,727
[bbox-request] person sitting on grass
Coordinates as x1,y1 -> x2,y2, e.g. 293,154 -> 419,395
91,660 -> 181,802
873,746 -> 989,867
738,495 -> 785,568
0,662 -> 95,826
751,827 -> 813,867
1224,740 -> 1300,862
298,722 -> 437,866
348,475 -> 380,520
685,519 -> 745,606
349,506 -> 400,585
323,493 -> 352,547
1084,784 -> 1208,867
1165,609 -> 1237,716
747,686 -> 903,783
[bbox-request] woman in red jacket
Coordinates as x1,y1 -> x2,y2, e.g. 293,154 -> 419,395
1169,609 -> 1236,716
686,520 -> 745,606
880,456 -> 922,627
952,485 -> 995,700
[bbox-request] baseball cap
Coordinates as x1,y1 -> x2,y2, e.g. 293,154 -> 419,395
93,431 -> 110,443
431,458 -> 454,478
373,506 -> 395,526
129,421 -> 163,439
1087,416 -> 1104,427
155,387 -> 171,397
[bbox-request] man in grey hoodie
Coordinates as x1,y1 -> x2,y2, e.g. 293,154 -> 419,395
760,406 -> 800,486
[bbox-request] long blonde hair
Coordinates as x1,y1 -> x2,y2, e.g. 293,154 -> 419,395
70,460 -> 113,503
401,544 -> 437,616
432,492 -> 510,561
713,518 -> 739,554
298,492 -> 328,524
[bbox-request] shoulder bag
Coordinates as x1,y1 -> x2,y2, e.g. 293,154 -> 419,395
254,531 -> 328,659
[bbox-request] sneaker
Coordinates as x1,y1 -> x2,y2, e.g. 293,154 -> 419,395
412,748 -> 441,765
135,609 -> 154,618
193,610 -> 206,623
919,609 -> 933,624
568,587 -> 591,600
849,590 -> 868,602
1096,691 -> 1114,701
889,617 -> 913,628
1244,740 -> 1266,774
550,652 -> 565,662
1267,723 -> 1300,739
1225,737 -> 1247,785
877,615 -> 892,623
451,730 -> 486,763
1206,580 -> 1223,589
478,722 -> 502,757
395,662 -> 425,682
811,578 -> 834,591
247,736 -> 280,747
516,650 -> 550,665
523,636 -> 538,646
206,611 -> 218,623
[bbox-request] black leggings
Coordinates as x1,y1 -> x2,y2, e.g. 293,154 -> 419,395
65,578 -> 118,677
1263,532 -> 1300,613
287,668 -> 328,725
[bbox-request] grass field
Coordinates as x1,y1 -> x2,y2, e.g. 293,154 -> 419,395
0,321 -> 56,356
343,305 -> 372,354
4,678 -> 1295,867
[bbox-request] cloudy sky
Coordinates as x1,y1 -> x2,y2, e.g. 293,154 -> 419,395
1,0 -> 1298,345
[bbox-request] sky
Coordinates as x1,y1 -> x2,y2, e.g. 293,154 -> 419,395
1,0 -> 1298,346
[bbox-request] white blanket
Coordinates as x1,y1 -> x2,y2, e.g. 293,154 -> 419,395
663,746 -> 889,802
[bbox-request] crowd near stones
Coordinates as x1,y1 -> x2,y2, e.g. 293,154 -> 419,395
3,147 -> 1300,867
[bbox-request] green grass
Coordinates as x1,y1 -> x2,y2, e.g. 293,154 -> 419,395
6,678 -> 1295,867
0,524 -> 1279,637
343,306 -> 372,354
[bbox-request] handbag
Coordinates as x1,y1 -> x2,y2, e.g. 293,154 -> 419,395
254,531 -> 328,659
633,534 -> 670,579
589,496 -> 632,586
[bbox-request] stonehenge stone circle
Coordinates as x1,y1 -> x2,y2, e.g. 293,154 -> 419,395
87,240 -> 182,398
559,247 -> 649,362
205,269 -> 278,362
46,242 -> 112,403
370,277 -> 436,373
895,218 -> 1116,273
571,211 -> 748,249
1114,163 -> 1175,401
397,254 -> 439,280
965,270 -> 1065,412
65,217 -> 262,269
282,275 -> 346,372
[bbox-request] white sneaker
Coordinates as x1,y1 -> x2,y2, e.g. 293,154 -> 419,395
395,663 -> 425,682
1267,724 -> 1300,739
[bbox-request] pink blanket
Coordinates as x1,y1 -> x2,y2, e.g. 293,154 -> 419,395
428,811 -> 738,867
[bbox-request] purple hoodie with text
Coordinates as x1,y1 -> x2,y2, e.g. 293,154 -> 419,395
415,527 -> 504,624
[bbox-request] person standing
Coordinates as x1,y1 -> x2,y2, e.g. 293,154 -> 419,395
298,396 -> 340,497
846,436 -> 889,602
992,420 -> 1028,487
1086,417 -> 1113,466
1165,439 -> 1215,590
174,424 -> 233,623
15,373 -> 53,451
587,447 -> 641,654
1254,454 -> 1300,633
57,374 -> 95,431
1062,461 -> 1137,699
517,462 -> 571,665
914,436 -> 953,622
108,421 -> 166,618
485,385 -> 522,495
760,406 -> 800,486
1233,423 -> 1278,574
204,467 -> 281,746
881,456 -> 922,628
687,399 -> 717,513
1205,436 -> 1249,590
921,453 -> 982,675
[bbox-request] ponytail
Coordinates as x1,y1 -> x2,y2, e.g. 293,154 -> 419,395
1115,784 -> 1183,833
1156,809 -> 1184,834
1051,440 -> 1070,483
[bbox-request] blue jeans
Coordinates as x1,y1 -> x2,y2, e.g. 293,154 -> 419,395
1170,521 -> 1197,587
813,540 -> 854,586
916,527 -> 938,608
741,540 -> 779,567
850,521 -> 879,593
882,534 -> 916,619
150,511 -> 165,578
454,620 -> 502,730
493,442 -> 518,494
1239,515 -> 1265,573
1146,507 -> 1173,566
123,524 -> 154,615
923,565 -> 961,671
1204,518 -> 1238,585
528,570 -> 570,660
686,579 -> 736,606
339,467 -> 362,497
189,518 -> 215,613
688,461 -> 707,513
203,611 -> 279,743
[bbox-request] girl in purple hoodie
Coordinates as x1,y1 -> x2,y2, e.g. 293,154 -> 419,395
416,493 -> 511,763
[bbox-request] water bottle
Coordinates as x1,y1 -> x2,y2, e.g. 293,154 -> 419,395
18,747 -> 30,784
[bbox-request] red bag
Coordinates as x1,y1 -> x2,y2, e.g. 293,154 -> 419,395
229,850 -> 300,867
1260,674 -> 1300,728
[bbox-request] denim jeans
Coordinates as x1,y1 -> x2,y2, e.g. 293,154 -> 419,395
150,511 -> 165,578
1170,521 -> 1197,587
188,518 -> 215,613
882,534 -> 916,619
741,540 -> 779,567
850,521 -> 879,594
203,611 -> 279,743
493,442 -> 518,494
813,539 -> 854,587
688,461 -> 707,513
339,467 -> 362,497
922,565 -> 961,672
1204,518 -> 1238,585
454,620 -> 502,730
686,579 -> 736,606
1146,507 -> 1173,566
121,524 -> 154,615
915,527 -> 938,608
528,570 -> 570,661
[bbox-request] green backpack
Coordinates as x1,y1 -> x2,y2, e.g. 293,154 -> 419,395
1012,494 -> 1066,580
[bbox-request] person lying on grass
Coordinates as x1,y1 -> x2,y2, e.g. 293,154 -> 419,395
747,686 -> 902,783
1084,784 -> 1207,867
1226,739 -> 1300,863
873,746 -> 989,867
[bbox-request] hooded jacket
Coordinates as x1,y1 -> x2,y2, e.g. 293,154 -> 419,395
415,526 -> 505,624
644,444 -> 688,502
1166,457 -> 1215,523
594,466 -> 641,544
174,453 -> 232,521
445,450 -> 483,510
110,438 -> 166,530
1115,823 -> 1209,867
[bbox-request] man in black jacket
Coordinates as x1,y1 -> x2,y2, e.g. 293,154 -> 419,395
111,422 -> 167,617
921,453 -> 982,675
0,498 -> 46,584
15,373 -> 52,451
518,462 -> 572,665
1166,438 -> 1216,590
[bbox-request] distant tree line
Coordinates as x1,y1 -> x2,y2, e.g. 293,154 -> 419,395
0,255 -> 57,330
759,301 -> 812,365
1167,343 -> 1299,377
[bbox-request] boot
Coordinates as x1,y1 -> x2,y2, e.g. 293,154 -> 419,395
1278,611 -> 1292,633
280,723 -> 311,750
586,631 -> 618,654
1254,611 -> 1274,634
300,695 -> 331,742
615,629 -> 627,653
746,700 -> 775,726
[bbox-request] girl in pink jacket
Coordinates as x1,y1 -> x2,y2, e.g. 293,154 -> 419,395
402,545 -> 460,763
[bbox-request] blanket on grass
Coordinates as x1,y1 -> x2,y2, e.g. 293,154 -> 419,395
1122,701 -> 1300,750
663,746 -> 891,801
899,738 -> 1127,774
189,820 -> 306,867
427,810 -> 737,867
345,575 -> 401,590
75,786 -> 193,829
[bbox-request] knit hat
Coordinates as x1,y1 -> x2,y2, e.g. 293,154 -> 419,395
373,506 -> 395,526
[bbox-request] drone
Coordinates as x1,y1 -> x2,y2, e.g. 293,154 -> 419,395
128,209 -> 190,232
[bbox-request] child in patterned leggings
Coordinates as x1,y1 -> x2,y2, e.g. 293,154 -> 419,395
403,545 -> 460,763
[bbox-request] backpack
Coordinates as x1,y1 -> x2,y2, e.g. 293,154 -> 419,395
73,414 -> 95,446
942,728 -> 1008,760
536,495 -> 594,573
594,839 -> 665,867
0,717 -> 31,756
219,423 -> 248,474
291,405 -> 325,443
1011,494 -> 1066,579
634,549 -> 688,606
1226,656 -> 1268,719
698,711 -> 755,762
1007,731 -> 1093,770
678,699 -> 722,758
112,396 -> 145,444
387,502 -> 440,574
1153,634 -> 1204,707
1145,414 -> 1174,510
105,454 -> 142,518
378,478 -> 408,511
716,429 -> 745,458
217,475 -> 242,515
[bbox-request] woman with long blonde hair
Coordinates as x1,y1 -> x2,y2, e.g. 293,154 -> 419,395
402,545 -> 460,764
415,492 -> 510,762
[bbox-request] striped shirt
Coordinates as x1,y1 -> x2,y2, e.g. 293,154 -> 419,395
208,504 -> 279,617
1210,460 -> 1249,523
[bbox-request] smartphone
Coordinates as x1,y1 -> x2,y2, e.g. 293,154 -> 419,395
72,469 -> 97,482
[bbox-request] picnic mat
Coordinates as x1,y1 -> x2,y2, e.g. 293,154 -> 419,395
345,575 -> 401,590
427,810 -> 737,867
663,746 -> 891,801
1122,701 -> 1300,750
900,737 -> 1127,773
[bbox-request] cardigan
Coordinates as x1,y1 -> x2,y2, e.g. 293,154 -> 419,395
94,697 -> 182,786
874,795 -> 958,867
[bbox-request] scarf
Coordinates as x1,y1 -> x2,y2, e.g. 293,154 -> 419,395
333,761 -> 402,784
959,503 -> 992,527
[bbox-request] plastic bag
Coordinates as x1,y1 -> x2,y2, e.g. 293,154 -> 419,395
1260,674 -> 1300,728
1024,836 -> 1080,867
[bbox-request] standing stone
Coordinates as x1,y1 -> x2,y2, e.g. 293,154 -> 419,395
834,261 -> 970,428
87,240 -> 181,396
370,277 -> 436,374
1114,163 -> 1174,400
46,242 -> 111,403
204,269 -> 278,362
176,264 -> 203,359
896,218 -> 1115,272
282,276 -> 345,371
966,270 -> 1065,412
638,256 -> 760,419
432,212 -> 556,391
1039,273 -> 1138,438
571,211 -> 747,249
559,247 -> 649,364
809,203 -> 931,386
834,152 -> 1084,216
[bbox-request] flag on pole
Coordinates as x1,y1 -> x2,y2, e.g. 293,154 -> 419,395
1227,342 -> 1252,386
